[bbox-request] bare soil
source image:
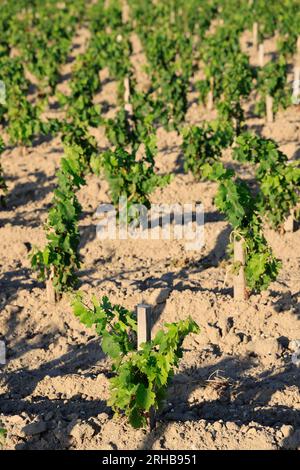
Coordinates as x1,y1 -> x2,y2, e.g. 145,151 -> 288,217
0,26 -> 300,450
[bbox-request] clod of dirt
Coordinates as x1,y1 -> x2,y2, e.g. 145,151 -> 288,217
22,421 -> 48,436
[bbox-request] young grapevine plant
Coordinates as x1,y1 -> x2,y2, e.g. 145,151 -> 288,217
255,57 -> 291,117
31,144 -> 86,294
104,80 -> 156,149
233,132 -> 300,230
202,161 -> 281,293
101,136 -> 172,217
216,52 -> 254,133
181,119 -> 234,178
72,294 -> 200,428
57,50 -> 102,128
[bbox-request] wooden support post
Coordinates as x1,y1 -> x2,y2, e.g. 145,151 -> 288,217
292,66 -> 300,104
124,77 -> 134,130
258,43 -> 264,67
137,303 -> 155,430
266,95 -> 274,123
137,303 -> 152,349
121,0 -> 130,24
294,66 -> 300,85
46,266 -> 56,304
19,146 -> 26,158
253,22 -> 258,50
0,339 -> 6,365
233,236 -> 246,301
124,77 -> 131,107
284,209 -> 294,233
297,36 -> 300,64
207,77 -> 214,111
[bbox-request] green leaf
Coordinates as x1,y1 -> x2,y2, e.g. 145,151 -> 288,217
101,334 -> 122,359
136,384 -> 155,411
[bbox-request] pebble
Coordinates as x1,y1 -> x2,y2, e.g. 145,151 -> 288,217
96,412 -> 108,420
290,339 -> 300,351
69,422 -> 95,440
22,421 -> 47,436
247,338 -> 282,357
225,422 -> 239,432
280,424 -> 293,439
5,305 -> 21,315
9,415 -> 25,425
213,422 -> 223,432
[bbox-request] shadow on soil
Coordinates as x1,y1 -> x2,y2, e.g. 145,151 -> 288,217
140,356 -> 300,450
0,338 -> 110,449
2,350 -> 299,449
78,218 -> 231,327
269,290 -> 300,319
0,170 -> 56,228
0,268 -> 40,313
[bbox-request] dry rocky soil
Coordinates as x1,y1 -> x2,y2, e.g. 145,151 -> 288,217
0,26 -> 300,450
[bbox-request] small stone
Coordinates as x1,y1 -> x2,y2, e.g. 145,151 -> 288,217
225,422 -> 239,432
96,413 -> 109,422
290,339 -> 300,351
246,427 -> 258,435
69,422 -> 95,441
6,305 -> 21,315
207,326 -> 221,344
281,424 -> 293,439
198,419 -> 207,428
213,422 -> 223,432
247,338 -> 281,357
22,421 -> 47,436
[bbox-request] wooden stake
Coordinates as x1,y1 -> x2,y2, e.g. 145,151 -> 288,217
258,43 -> 264,67
124,77 -> 134,130
19,146 -> 26,157
137,303 -> 152,349
294,66 -> 300,84
124,77 -> 131,106
284,210 -> 294,233
233,236 -> 246,301
121,0 -> 130,24
297,36 -> 300,64
0,339 -> 6,365
253,22 -> 258,50
266,95 -> 274,123
137,303 -> 155,430
292,66 -> 300,104
46,267 -> 56,304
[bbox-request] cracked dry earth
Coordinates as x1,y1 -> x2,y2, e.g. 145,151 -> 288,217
0,25 -> 300,450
